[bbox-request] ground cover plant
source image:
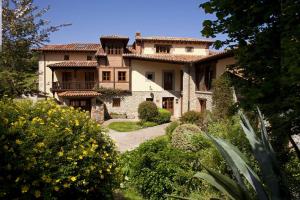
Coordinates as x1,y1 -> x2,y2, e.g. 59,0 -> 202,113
0,99 -> 121,199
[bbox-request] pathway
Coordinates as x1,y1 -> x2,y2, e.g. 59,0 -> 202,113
104,119 -> 169,152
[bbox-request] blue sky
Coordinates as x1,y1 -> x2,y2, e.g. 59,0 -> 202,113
35,0 -> 224,45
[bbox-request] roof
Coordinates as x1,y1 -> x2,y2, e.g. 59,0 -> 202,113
100,35 -> 129,40
35,43 -> 101,52
95,48 -> 107,57
48,61 -> 98,68
123,54 -> 204,64
193,50 -> 234,63
58,91 -> 100,97
135,36 -> 214,44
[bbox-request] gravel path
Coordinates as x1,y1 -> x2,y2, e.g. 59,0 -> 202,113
104,119 -> 169,152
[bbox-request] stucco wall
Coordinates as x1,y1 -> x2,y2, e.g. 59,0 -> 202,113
216,57 -> 236,77
131,60 -> 183,92
142,42 -> 209,56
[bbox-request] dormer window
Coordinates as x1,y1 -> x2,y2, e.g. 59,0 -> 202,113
186,47 -> 194,53
156,45 -> 171,54
64,55 -> 70,60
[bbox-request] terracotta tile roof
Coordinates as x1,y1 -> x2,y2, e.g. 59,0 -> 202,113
48,61 -> 98,68
58,91 -> 100,97
35,43 -> 101,51
136,36 -> 214,44
95,48 -> 107,56
193,50 -> 234,63
123,53 -> 204,63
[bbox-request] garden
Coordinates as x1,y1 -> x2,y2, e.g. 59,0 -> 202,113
108,101 -> 171,132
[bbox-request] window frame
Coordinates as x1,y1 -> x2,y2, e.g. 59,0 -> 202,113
102,71 -> 111,82
87,55 -> 93,60
185,46 -> 194,53
155,45 -> 171,54
118,71 -> 126,82
112,98 -> 121,107
145,72 -> 155,82
64,55 -> 70,60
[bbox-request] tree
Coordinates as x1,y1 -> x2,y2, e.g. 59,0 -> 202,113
200,0 -> 300,161
0,0 -> 70,97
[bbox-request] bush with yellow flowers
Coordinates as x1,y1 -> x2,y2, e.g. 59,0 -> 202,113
0,98 -> 121,199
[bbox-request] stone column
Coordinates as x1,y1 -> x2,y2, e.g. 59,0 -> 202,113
181,63 -> 196,114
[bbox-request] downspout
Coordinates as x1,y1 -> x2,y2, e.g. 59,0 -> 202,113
43,53 -> 46,95
187,63 -> 191,111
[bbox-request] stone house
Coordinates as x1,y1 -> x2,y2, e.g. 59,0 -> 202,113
35,33 -> 235,121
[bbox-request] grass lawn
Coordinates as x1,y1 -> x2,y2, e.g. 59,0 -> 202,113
108,121 -> 157,132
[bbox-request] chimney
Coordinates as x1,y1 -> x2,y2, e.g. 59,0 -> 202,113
135,32 -> 142,54
135,32 -> 141,38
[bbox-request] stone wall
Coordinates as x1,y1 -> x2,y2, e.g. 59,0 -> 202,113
101,91 -> 182,119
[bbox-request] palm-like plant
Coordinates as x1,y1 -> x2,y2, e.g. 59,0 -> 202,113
194,109 -> 286,200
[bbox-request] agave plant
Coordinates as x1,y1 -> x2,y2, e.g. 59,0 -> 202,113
194,109 -> 285,200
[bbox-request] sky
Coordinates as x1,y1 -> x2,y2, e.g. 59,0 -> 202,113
35,0 -> 225,45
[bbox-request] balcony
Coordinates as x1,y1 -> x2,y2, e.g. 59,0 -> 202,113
51,81 -> 98,91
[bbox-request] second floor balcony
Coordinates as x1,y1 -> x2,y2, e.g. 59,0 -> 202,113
51,81 -> 98,91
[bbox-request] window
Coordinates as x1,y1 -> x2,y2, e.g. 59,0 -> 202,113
87,55 -> 92,60
112,98 -> 121,107
195,64 -> 216,91
102,71 -> 111,81
106,45 -> 123,54
145,72 -> 155,81
64,55 -> 70,60
163,71 -> 174,90
186,47 -> 194,53
156,45 -> 171,54
118,71 -> 126,81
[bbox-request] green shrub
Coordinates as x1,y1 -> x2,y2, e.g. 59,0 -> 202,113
180,111 -> 212,130
154,108 -> 171,124
171,124 -> 203,152
0,99 -> 120,199
138,101 -> 158,122
165,121 -> 180,139
212,73 -> 235,119
121,137 -> 202,200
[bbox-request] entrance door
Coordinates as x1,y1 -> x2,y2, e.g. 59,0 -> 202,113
162,97 -> 174,114
69,99 -> 91,112
163,71 -> 173,90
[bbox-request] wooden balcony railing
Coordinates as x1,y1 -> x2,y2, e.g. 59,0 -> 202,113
51,81 -> 98,91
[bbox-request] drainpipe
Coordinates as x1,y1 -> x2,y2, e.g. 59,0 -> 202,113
43,53 -> 46,95
187,63 -> 191,111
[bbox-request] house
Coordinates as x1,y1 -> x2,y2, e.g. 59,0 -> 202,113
36,32 -> 235,121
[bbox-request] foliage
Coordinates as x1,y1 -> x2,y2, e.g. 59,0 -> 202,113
171,124 -> 203,152
108,121 -> 157,132
121,136 -> 202,200
165,121 -> 180,139
96,87 -> 130,97
212,73 -> 235,119
153,108 -> 171,124
1,0 -> 69,97
195,109 -> 288,199
138,101 -> 159,122
180,111 -> 212,130
0,99 -> 121,199
200,0 -> 300,161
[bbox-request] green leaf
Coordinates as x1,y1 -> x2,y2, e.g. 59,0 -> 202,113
194,168 -> 248,200
207,134 -> 269,200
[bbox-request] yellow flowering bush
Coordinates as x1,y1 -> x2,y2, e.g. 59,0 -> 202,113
0,99 -> 121,199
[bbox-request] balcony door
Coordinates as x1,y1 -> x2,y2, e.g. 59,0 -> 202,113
85,72 -> 95,89
163,71 -> 174,90
62,72 -> 72,89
